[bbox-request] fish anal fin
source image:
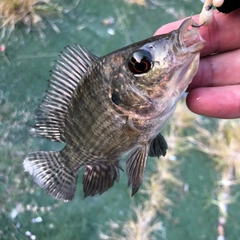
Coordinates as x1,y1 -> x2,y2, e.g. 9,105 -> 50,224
148,133 -> 168,158
23,151 -> 78,201
83,161 -> 122,198
126,144 -> 149,196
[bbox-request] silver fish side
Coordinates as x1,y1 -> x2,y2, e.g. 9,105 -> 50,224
23,18 -> 205,201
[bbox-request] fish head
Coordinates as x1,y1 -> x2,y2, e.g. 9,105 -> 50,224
108,18 -> 205,118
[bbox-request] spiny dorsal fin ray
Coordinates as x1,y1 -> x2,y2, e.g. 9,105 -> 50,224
34,45 -> 99,142
83,162 -> 122,197
23,150 -> 78,201
148,133 -> 168,158
126,144 -> 149,196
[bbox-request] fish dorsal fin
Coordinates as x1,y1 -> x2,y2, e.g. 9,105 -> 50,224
34,45 -> 99,142
148,133 -> 168,158
126,144 -> 149,196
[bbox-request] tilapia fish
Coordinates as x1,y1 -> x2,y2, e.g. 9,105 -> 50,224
23,18 -> 205,201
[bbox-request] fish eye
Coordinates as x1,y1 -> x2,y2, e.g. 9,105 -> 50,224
128,50 -> 153,75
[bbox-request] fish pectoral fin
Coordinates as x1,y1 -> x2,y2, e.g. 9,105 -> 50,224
126,144 -> 149,196
23,151 -> 78,201
148,133 -> 168,158
83,161 -> 122,198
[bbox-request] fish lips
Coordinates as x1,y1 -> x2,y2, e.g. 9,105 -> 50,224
178,18 -> 206,53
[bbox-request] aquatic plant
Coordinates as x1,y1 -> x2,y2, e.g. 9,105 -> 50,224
188,118 -> 240,240
0,0 -> 62,40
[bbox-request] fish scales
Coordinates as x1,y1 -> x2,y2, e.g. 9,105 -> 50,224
66,91 -> 138,168
24,18 -> 205,201
67,69 -> 130,156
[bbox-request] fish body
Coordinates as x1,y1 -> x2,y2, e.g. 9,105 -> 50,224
23,18 -> 205,201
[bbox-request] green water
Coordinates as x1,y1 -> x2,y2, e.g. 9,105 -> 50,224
1,0 -> 240,239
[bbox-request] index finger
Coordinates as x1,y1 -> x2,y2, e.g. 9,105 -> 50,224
154,9 -> 240,56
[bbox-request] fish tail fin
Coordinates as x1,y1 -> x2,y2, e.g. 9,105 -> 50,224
83,162 -> 123,197
126,144 -> 149,196
23,151 -> 78,201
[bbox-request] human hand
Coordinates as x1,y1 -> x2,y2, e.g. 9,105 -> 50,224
154,9 -> 240,119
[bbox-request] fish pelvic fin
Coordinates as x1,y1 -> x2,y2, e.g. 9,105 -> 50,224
34,45 -> 99,142
126,144 -> 149,196
148,133 -> 168,158
83,162 -> 123,198
23,151 -> 78,201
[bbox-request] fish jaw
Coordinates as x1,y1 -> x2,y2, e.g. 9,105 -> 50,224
177,18 -> 206,53
159,18 -> 205,112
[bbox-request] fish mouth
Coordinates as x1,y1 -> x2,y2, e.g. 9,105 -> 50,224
178,18 -> 205,53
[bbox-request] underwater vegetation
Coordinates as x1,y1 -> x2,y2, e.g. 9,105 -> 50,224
0,0 -> 63,40
1,0 -> 240,239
